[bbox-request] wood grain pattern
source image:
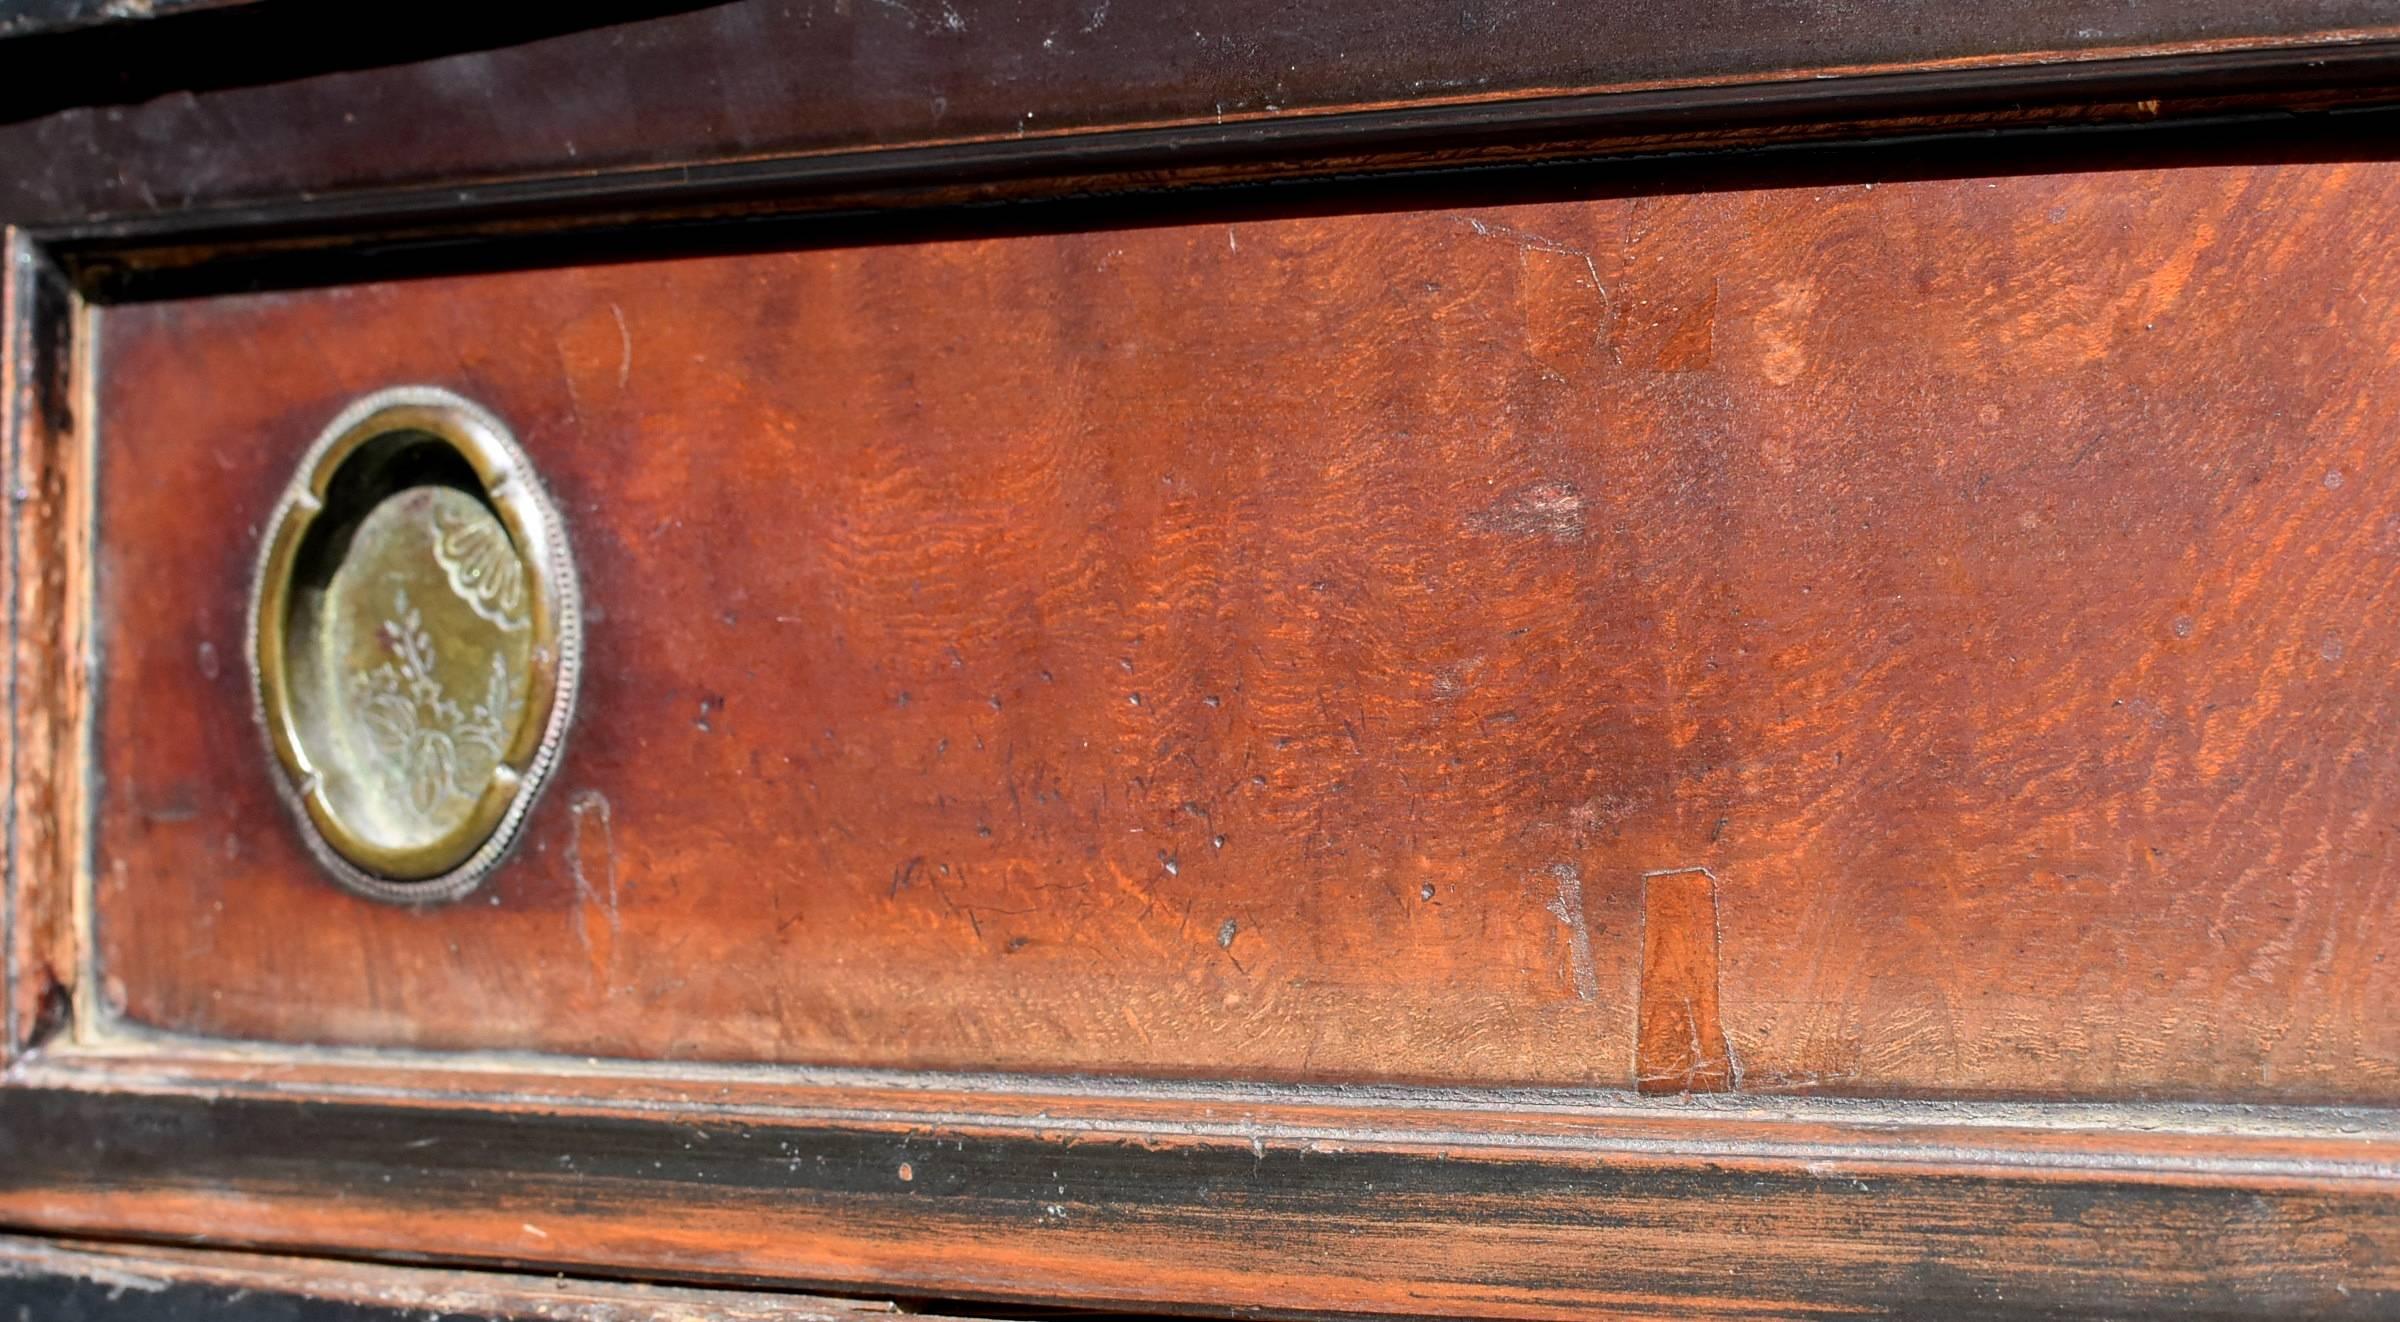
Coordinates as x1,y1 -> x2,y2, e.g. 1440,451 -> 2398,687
82,158 -> 2400,1102
6,10 -> 2399,1318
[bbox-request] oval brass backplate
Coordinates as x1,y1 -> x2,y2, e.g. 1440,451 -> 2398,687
250,387 -> 581,903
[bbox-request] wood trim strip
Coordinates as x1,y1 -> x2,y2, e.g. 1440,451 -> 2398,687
23,1044 -> 2400,1180
35,41 -> 2400,298
2,230 -> 17,1064
8,2 -> 2400,234
0,1233 -> 956,1320
0,1076 -> 2394,1320
1,233 -> 85,1064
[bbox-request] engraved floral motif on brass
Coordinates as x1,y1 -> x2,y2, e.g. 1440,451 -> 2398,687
251,387 -> 580,902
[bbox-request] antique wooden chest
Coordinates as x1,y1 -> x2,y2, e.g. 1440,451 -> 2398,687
3,2 -> 2398,1316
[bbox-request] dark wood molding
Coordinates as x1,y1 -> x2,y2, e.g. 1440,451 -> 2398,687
6,0 -> 2400,235
1,231 -> 84,1067
3,1054 -> 2396,1320
33,90 -> 2400,305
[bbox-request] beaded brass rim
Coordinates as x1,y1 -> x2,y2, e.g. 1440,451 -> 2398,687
250,387 -> 581,903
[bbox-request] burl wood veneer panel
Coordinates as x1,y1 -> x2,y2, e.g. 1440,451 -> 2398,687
91,160 -> 2400,1101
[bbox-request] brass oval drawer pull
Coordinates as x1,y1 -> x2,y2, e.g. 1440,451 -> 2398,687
250,387 -> 581,902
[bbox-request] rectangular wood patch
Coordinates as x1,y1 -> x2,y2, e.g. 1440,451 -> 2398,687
1638,868 -> 1733,1094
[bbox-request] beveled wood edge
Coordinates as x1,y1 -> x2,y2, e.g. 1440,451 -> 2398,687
2,231 -> 92,1067
17,1041 -> 2400,1183
12,0 -> 2400,234
29,34 -> 2400,300
1,1056 -> 2395,1320
1,229 -> 17,1065
0,1233 -> 950,1319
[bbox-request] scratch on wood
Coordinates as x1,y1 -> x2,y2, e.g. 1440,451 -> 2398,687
1637,866 -> 1735,1094
1464,216 -> 1620,371
870,0 -> 966,33
0,1257 -> 169,1297
608,302 -> 632,390
1543,862 -> 1599,1002
1465,216 -> 1602,283
1465,215 -> 1609,308
565,789 -> 619,979
1466,480 -> 1585,544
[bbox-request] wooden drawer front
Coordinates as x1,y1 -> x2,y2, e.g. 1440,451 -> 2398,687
92,158 -> 2400,1103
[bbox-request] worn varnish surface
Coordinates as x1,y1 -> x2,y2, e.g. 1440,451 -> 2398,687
0,1234 -> 950,1321
4,236 -> 83,1063
90,160 -> 2400,1101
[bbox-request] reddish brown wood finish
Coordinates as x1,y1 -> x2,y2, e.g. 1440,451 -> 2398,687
1637,868 -> 1733,1094
87,159 -> 2400,1103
